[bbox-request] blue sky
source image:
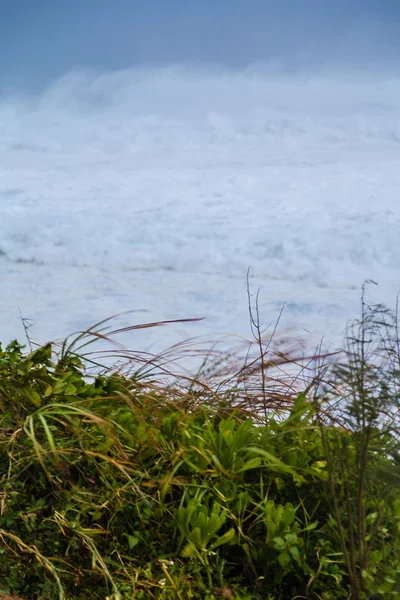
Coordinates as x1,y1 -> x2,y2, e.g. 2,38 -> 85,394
1,1 -> 400,89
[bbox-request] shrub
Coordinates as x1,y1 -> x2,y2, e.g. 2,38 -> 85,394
0,293 -> 399,599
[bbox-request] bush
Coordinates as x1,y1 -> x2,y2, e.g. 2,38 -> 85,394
0,294 -> 399,599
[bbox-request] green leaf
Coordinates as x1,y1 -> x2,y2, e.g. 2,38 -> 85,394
52,380 -> 66,395
285,533 -> 298,545
127,535 -> 139,550
244,446 -> 304,481
289,545 -> 300,562
273,537 -> 286,552
27,390 -> 42,407
189,527 -> 204,549
237,457 -> 262,472
278,550 -> 291,569
181,542 -> 197,558
38,415 -> 57,453
210,528 -> 236,550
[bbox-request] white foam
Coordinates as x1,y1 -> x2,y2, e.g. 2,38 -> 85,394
0,67 -> 399,353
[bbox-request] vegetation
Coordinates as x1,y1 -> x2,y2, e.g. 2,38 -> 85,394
0,286 -> 400,599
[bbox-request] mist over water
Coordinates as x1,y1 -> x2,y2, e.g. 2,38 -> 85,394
1,66 -> 399,282
0,65 -> 398,351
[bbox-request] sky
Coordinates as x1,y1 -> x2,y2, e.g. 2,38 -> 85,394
1,1 -> 400,90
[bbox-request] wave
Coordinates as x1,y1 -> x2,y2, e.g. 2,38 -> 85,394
0,66 -> 399,291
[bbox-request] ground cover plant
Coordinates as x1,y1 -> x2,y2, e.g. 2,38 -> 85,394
0,285 -> 399,599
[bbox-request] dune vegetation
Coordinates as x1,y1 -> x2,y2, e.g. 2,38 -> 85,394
0,285 -> 399,599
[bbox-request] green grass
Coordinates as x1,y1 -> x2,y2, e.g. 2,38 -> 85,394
0,289 -> 399,599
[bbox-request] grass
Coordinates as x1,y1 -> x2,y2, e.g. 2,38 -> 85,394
0,284 -> 399,599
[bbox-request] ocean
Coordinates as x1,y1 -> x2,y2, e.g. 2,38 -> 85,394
1,67 -> 399,358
